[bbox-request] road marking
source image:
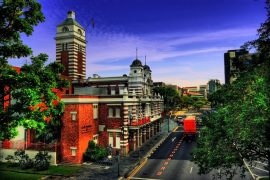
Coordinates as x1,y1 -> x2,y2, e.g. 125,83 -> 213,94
130,177 -> 161,180
253,166 -> 269,172
160,166 -> 166,170
190,167 -> 193,174
164,161 -> 169,166
156,171 -> 163,176
255,161 -> 268,166
171,137 -> 176,142
128,159 -> 148,179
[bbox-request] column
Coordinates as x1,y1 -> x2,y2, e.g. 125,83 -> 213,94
139,129 -> 143,146
137,129 -> 140,147
121,104 -> 129,155
132,105 -> 137,124
142,128 -> 146,143
133,131 -> 137,151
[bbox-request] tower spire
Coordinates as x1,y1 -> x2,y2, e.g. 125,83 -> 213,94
136,47 -> 138,59
145,55 -> 147,65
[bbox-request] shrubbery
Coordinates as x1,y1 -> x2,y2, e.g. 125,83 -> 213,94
83,141 -> 108,162
4,150 -> 51,170
33,151 -> 51,171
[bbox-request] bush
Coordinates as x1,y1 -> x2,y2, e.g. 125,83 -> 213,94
33,151 -> 51,171
5,155 -> 19,167
83,141 -> 108,162
14,150 -> 33,169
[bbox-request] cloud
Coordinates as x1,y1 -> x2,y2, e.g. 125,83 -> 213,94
86,27 -> 256,64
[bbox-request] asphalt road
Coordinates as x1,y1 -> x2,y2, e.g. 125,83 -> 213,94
130,126 -> 253,180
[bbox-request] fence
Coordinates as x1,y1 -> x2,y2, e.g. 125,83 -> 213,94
1,140 -> 59,152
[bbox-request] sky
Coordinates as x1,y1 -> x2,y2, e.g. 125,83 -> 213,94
9,0 -> 266,87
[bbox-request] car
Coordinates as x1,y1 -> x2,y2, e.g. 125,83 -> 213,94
176,115 -> 186,125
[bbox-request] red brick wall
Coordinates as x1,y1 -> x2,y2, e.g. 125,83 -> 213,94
61,102 -> 98,163
77,52 -> 83,75
98,103 -> 123,129
61,51 -> 69,76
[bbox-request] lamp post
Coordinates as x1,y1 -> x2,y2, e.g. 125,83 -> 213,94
117,152 -> 120,177
168,111 -> 171,132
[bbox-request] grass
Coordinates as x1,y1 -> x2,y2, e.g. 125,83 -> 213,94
0,162 -> 81,179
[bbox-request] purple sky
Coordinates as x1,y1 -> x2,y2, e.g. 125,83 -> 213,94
9,0 -> 266,86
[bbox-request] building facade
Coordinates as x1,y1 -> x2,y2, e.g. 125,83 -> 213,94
58,12 -> 164,163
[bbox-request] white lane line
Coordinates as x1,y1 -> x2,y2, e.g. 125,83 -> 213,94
171,137 -> 176,142
254,161 -> 268,166
252,166 -> 269,173
130,177 -> 161,180
190,167 -> 193,174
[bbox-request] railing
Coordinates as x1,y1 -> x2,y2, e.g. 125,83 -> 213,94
130,117 -> 151,126
1,140 -> 59,152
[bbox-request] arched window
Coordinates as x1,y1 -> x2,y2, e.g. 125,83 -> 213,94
78,29 -> 83,35
62,26 -> 69,32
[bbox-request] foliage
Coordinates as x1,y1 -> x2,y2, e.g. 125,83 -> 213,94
15,150 -> 33,169
5,154 -> 19,167
153,86 -> 180,112
0,1 -> 69,141
0,0 -> 44,61
5,150 -> 33,169
153,85 -> 207,112
83,141 -> 108,162
193,1 -> 270,178
33,151 -> 51,171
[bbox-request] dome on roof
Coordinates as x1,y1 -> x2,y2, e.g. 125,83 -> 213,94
130,59 -> 142,67
143,64 -> 151,71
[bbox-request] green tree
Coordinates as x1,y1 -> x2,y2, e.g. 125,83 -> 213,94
1,54 -> 69,140
0,1 -> 69,140
153,86 -> 180,112
193,1 -> 270,178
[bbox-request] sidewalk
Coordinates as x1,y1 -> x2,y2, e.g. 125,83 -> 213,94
75,119 -> 177,180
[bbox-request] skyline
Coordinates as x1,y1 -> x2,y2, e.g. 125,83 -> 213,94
8,0 -> 266,86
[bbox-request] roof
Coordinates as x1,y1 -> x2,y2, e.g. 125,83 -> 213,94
143,64 -> 151,71
57,18 -> 84,29
130,59 -> 143,67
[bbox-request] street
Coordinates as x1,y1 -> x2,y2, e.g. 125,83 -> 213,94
130,126 -> 253,180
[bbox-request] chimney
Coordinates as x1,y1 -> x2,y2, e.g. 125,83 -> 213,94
67,11 -> 75,19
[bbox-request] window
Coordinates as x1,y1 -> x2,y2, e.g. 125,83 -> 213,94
115,107 -> 120,118
62,43 -> 68,51
70,112 -> 77,121
108,106 -> 121,118
116,133 -> 120,149
108,107 -> 113,118
94,104 -> 98,119
78,29 -> 82,35
70,147 -> 77,156
134,70 -> 137,73
62,26 -> 69,32
109,132 -> 113,147
78,44 -> 82,52
111,87 -> 115,95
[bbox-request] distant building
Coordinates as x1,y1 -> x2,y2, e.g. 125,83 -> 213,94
224,49 -> 249,84
199,85 -> 207,98
207,79 -> 220,95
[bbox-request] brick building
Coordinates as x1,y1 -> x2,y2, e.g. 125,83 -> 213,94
1,11 -> 164,164
58,11 -> 164,163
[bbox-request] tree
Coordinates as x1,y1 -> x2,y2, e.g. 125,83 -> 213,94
153,86 -> 180,112
1,54 -> 69,140
0,1 -> 69,140
193,1 -> 270,178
